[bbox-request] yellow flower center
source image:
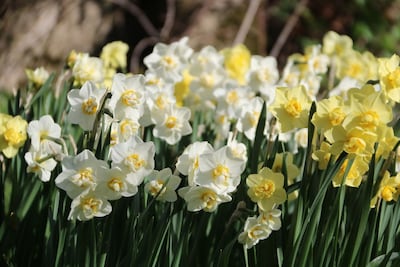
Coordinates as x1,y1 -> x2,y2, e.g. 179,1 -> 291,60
81,97 -> 98,115
329,107 -> 345,126
121,89 -> 141,107
385,68 -> 400,90
162,56 -> 176,68
200,74 -> 215,89
81,197 -> 101,214
226,91 -> 239,105
119,119 -> 139,137
360,111 -> 379,129
155,95 -> 167,109
254,180 -> 275,199
285,98 -> 302,117
248,225 -> 265,239
165,116 -> 177,129
149,179 -> 166,196
108,177 -> 124,192
4,128 -> 26,145
72,167 -> 95,187
212,164 -> 230,186
344,136 -> 366,154
347,62 -> 362,78
201,191 -> 217,210
125,153 -> 146,171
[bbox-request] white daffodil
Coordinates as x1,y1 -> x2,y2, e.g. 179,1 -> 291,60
238,216 -> 272,249
144,37 -> 193,82
110,136 -> 155,186
214,82 -> 253,120
142,90 -> 176,127
152,103 -> 192,145
72,54 -> 104,86
27,115 -> 62,154
144,168 -> 181,202
108,73 -> 146,121
176,141 -> 214,186
110,117 -> 141,145
68,190 -> 112,221
247,55 -> 279,103
24,150 -> 57,182
25,66 -> 50,89
67,81 -> 107,131
226,135 -> 248,162
178,186 -> 231,212
95,166 -> 139,200
257,208 -> 282,231
195,146 -> 245,194
236,96 -> 264,141
188,46 -> 226,110
55,149 -> 108,198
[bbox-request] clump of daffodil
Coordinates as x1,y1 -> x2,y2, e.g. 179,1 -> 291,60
25,66 -> 50,90
0,113 -> 28,158
269,85 -> 312,133
370,171 -> 400,208
221,44 -> 251,85
246,167 -> 287,211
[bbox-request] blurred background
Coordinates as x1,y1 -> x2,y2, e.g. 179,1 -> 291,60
1,0 -> 399,92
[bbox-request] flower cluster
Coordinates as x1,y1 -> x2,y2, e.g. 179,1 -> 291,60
3,30 -> 399,252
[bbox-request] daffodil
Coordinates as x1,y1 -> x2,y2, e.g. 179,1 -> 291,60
247,167 -> 287,211
236,96 -> 264,141
72,54 -> 104,87
27,115 -> 62,154
378,54 -> 400,103
176,141 -> 214,186
95,166 -> 139,200
247,55 -> 279,102
68,190 -> 112,221
25,150 -> 57,182
25,67 -> 50,89
332,156 -> 369,187
144,37 -> 193,82
221,44 -> 251,85
151,103 -> 192,145
144,168 -> 181,202
108,73 -> 146,121
178,186 -> 231,212
100,41 -> 129,70
110,136 -> 155,186
238,216 -> 272,249
370,171 -> 400,208
195,146 -> 245,194
67,81 -> 107,131
269,85 -> 312,133
55,149 -> 108,198
0,114 -> 28,158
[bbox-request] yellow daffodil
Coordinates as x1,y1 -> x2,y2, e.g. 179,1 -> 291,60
378,54 -> 400,103
100,41 -> 129,70
370,171 -> 400,208
222,44 -> 251,85
332,156 -> 369,187
247,167 -> 287,211
269,85 -> 312,133
0,114 -> 28,158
